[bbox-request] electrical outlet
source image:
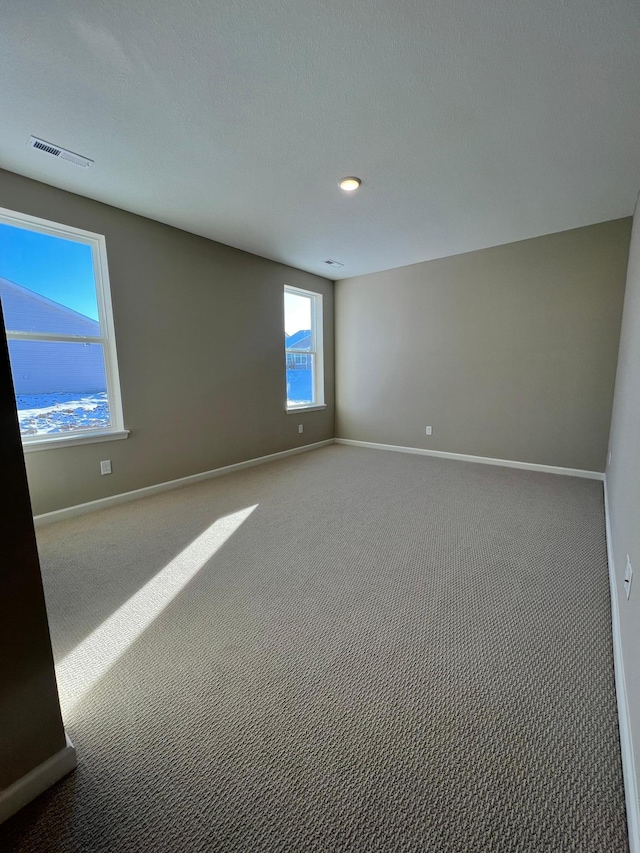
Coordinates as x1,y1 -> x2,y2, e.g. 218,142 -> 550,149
298,424 -> 303,434
100,460 -> 112,475
624,556 -> 633,600
425,426 -> 432,436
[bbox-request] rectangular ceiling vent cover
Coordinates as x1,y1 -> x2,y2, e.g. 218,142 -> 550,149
27,136 -> 93,168
324,259 -> 344,269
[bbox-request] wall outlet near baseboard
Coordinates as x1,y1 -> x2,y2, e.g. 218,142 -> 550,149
100,460 -> 112,475
624,556 -> 633,600
298,424 -> 303,434
425,426 -> 432,436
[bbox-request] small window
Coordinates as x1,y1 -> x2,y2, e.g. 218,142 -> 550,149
0,207 -> 127,450
284,285 -> 324,410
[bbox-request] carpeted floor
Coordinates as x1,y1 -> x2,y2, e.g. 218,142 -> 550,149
0,445 -> 628,851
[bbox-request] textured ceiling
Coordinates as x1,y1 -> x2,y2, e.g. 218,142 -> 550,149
1,0 -> 639,278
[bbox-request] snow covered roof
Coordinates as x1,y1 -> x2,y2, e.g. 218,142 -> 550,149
286,329 -> 312,349
0,276 -> 100,337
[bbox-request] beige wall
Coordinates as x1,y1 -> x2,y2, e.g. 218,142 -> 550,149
0,169 -> 334,515
607,196 -> 640,825
336,219 -> 630,472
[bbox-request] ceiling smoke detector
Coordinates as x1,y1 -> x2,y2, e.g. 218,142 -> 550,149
324,259 -> 344,269
27,136 -> 93,168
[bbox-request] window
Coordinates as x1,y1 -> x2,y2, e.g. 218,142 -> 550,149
284,285 -> 324,410
0,207 -> 127,450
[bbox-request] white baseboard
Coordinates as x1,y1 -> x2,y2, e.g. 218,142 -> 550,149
604,479 -> 640,853
335,438 -> 604,480
34,439 -> 335,527
0,734 -> 76,825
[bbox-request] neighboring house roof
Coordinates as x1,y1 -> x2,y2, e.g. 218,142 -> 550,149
286,329 -> 311,349
0,276 -> 100,337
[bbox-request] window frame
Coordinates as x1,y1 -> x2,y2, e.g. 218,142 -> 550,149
284,284 -> 325,412
0,206 -> 128,451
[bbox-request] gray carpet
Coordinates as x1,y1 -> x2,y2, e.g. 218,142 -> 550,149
0,445 -> 628,851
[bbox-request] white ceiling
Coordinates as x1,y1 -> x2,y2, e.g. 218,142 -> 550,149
1,0 -> 639,279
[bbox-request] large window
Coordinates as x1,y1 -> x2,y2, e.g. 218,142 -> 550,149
0,207 -> 127,450
284,285 -> 324,411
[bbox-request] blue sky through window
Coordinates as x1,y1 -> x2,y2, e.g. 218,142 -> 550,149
0,222 -> 98,320
284,290 -> 311,336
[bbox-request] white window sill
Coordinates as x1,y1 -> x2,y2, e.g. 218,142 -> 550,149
286,405 -> 327,414
22,429 -> 130,453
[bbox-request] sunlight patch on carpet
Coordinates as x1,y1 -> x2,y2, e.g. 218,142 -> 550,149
56,504 -> 258,710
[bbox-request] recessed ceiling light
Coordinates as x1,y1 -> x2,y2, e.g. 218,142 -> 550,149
339,177 -> 361,192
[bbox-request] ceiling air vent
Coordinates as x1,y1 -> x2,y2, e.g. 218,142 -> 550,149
27,136 -> 93,168
324,259 -> 344,269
